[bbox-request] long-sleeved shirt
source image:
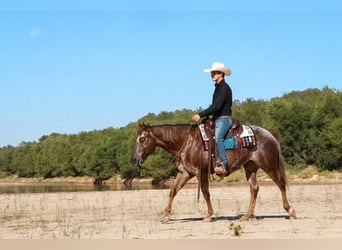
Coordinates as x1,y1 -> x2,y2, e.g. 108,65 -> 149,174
199,79 -> 232,119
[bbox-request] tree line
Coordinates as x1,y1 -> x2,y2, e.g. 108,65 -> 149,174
0,87 -> 341,183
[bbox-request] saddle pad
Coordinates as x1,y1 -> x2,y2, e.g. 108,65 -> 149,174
240,125 -> 257,148
224,137 -> 236,150
225,125 -> 257,150
241,135 -> 257,148
240,125 -> 254,138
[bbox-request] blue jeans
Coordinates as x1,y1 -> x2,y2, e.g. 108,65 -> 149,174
215,116 -> 233,167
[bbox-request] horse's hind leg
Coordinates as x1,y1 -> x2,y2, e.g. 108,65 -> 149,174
163,171 -> 192,223
263,168 -> 297,218
242,165 -> 259,220
277,178 -> 296,218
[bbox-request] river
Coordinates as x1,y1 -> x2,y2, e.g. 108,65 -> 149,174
0,182 -> 169,194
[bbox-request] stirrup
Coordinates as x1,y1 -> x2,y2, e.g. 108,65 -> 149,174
214,162 -> 227,175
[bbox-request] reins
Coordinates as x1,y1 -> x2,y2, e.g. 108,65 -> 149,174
188,120 -> 214,203
185,120 -> 203,202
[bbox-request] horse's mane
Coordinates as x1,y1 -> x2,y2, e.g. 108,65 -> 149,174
140,123 -> 195,143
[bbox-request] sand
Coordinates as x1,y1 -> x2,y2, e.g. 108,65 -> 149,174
0,181 -> 342,239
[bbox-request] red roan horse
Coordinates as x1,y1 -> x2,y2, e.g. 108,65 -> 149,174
131,123 -> 296,223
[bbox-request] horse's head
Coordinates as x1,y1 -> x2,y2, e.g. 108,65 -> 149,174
131,123 -> 157,168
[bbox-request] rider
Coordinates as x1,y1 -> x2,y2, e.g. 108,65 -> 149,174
192,62 -> 233,175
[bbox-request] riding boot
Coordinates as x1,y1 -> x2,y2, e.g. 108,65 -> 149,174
214,161 -> 227,175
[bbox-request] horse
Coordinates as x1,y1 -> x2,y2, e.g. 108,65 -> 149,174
131,122 -> 296,223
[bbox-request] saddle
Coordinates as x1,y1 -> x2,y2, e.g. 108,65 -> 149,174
229,119 -> 243,135
199,119 -> 256,175
226,119 -> 257,173
228,120 -> 257,148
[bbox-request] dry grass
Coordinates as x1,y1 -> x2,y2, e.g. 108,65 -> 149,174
0,192 -> 111,239
0,183 -> 342,239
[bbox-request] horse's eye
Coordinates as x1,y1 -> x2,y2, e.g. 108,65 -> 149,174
139,136 -> 146,143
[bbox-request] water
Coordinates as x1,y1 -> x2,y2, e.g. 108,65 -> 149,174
0,182 -> 169,194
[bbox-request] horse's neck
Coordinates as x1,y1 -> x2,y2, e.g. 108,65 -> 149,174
152,125 -> 191,155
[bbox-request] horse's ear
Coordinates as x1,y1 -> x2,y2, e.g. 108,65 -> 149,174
139,122 -> 151,131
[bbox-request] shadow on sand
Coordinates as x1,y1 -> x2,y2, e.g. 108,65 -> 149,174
170,214 -> 291,223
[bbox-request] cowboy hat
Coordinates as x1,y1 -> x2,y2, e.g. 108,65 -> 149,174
204,62 -> 231,76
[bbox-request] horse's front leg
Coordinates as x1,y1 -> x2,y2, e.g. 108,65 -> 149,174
163,171 -> 192,223
200,170 -> 214,222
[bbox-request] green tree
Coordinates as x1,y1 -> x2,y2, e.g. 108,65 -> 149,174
308,88 -> 342,170
0,146 -> 15,177
115,125 -> 140,179
36,134 -> 74,178
265,95 -> 314,167
232,98 -> 267,126
11,142 -> 38,177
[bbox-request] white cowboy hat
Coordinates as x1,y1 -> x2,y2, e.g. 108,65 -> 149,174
204,62 -> 231,76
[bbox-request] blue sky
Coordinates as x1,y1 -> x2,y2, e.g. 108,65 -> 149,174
1,1 -> 341,146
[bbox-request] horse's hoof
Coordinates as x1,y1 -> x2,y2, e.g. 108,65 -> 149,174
162,216 -> 171,224
240,215 -> 251,221
288,207 -> 297,219
203,217 -> 212,223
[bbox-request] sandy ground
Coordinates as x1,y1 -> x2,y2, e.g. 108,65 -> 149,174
0,181 -> 342,239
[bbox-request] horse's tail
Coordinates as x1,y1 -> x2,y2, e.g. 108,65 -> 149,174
277,151 -> 288,188
268,129 -> 280,141
269,129 -> 288,187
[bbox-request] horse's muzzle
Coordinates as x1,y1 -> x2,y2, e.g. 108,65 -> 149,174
131,156 -> 144,168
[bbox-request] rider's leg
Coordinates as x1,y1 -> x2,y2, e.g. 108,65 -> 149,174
214,116 -> 232,170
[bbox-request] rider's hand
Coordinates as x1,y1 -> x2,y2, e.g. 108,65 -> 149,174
192,114 -> 201,122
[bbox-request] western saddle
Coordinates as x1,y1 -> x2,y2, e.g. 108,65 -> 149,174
204,118 -> 243,175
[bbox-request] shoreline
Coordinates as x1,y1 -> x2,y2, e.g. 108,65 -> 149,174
1,165 -> 342,188
1,171 -> 341,187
